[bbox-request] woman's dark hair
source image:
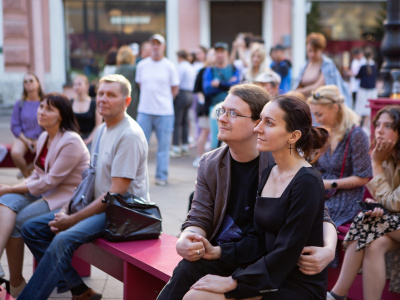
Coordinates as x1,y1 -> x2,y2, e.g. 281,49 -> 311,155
176,49 -> 189,61
274,95 -> 329,162
373,105 -> 400,161
364,47 -> 374,76
23,72 -> 45,100
105,48 -> 117,65
41,93 -> 79,133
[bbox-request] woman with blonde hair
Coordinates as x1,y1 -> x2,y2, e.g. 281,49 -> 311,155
115,45 -> 140,119
244,43 -> 267,82
71,74 -> 102,150
307,85 -> 372,230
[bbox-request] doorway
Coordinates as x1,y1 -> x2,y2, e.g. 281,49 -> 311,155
210,1 -> 262,47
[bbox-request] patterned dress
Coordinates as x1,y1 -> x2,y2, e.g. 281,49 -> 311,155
344,157 -> 400,293
314,126 -> 372,227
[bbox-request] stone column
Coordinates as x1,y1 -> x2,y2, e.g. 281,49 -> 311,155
378,0 -> 400,97
166,0 -> 179,63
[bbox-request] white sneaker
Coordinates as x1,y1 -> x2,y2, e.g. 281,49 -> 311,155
326,292 -> 335,300
169,150 -> 181,158
181,148 -> 190,156
155,179 -> 167,186
0,264 -> 4,277
326,291 -> 346,300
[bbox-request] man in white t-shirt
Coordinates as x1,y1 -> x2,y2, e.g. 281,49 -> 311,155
19,74 -> 149,300
136,34 -> 180,186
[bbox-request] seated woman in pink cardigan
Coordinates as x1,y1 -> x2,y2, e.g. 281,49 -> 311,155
0,93 -> 90,298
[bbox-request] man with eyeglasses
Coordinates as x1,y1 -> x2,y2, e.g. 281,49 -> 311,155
157,83 -> 337,299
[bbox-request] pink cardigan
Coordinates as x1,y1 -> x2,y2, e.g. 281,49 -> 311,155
25,130 -> 90,211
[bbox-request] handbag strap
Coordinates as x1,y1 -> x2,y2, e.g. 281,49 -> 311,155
91,124 -> 106,169
338,125 -> 356,179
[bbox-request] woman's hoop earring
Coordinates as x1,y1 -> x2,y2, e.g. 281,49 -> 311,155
288,143 -> 293,155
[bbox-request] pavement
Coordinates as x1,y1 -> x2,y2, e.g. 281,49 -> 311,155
0,114 -> 199,299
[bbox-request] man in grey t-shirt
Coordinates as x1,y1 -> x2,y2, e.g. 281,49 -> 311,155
19,75 -> 149,300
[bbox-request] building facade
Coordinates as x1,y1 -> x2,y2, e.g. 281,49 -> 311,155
0,0 -> 385,106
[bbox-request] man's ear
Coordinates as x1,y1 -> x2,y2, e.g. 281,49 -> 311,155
125,96 -> 131,108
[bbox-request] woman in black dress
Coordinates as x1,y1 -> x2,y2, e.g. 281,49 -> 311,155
184,95 -> 329,299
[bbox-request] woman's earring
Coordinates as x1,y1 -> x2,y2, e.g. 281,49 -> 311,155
288,143 -> 293,155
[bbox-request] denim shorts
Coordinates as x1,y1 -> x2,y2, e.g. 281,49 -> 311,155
0,193 -> 37,213
0,193 -> 50,238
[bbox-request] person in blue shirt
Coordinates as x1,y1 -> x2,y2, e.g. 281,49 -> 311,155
270,44 -> 292,94
203,42 -> 240,149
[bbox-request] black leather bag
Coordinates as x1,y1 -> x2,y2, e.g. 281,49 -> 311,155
103,192 -> 162,242
68,125 -> 105,214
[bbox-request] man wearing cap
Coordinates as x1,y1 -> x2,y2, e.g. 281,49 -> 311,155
254,69 -> 282,96
136,34 -> 180,186
203,42 -> 240,149
270,44 -> 292,94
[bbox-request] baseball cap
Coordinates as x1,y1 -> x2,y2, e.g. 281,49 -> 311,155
273,44 -> 285,51
150,34 -> 165,45
214,42 -> 229,51
254,70 -> 281,85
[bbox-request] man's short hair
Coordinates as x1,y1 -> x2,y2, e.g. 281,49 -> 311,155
229,83 -> 271,120
254,70 -> 281,87
99,74 -> 132,97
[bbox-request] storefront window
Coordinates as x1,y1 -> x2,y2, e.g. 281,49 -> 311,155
307,1 -> 385,71
64,0 -> 166,82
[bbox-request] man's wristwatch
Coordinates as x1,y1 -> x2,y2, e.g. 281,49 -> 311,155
331,181 -> 338,189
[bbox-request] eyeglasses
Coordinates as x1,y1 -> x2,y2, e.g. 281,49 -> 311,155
215,107 -> 253,120
24,79 -> 34,84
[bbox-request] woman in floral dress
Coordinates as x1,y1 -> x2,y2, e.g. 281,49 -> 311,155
328,105 -> 400,300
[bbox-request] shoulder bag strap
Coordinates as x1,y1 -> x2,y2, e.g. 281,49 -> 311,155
339,125 -> 356,179
91,124 -> 106,169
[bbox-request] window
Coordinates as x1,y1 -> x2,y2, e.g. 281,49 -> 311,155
64,0 -> 166,81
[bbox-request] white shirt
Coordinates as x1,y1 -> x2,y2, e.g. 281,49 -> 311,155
178,60 -> 196,91
350,57 -> 366,92
136,57 -> 180,116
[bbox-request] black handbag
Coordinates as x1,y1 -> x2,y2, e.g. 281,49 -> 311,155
68,125 -> 105,214
103,192 -> 162,242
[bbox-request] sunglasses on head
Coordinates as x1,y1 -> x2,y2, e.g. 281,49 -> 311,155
312,92 -> 335,103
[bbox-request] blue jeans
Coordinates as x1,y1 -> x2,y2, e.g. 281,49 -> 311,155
19,211 -> 106,300
137,113 -> 174,181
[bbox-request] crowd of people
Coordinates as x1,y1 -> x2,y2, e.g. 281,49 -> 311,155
0,30 -> 397,300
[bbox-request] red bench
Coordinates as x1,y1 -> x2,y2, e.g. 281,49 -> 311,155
0,144 -> 35,168
72,233 -> 180,300
0,286 -> 14,300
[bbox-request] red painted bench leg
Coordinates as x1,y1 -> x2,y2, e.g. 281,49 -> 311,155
123,261 -> 167,300
71,255 -> 91,277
